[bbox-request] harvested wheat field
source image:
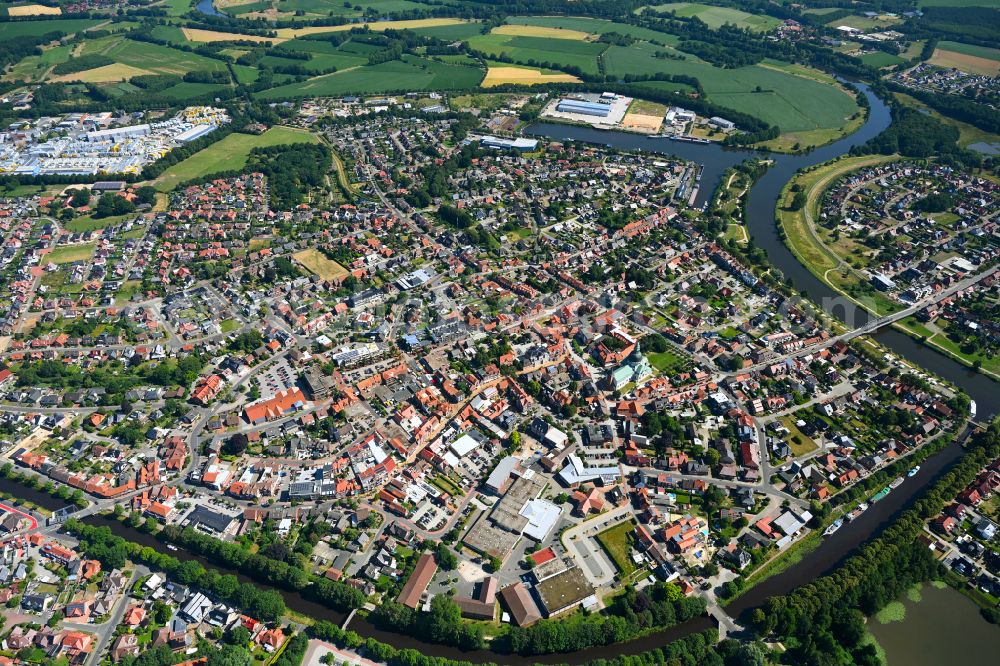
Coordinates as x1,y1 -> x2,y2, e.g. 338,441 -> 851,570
7,4 -> 62,16
493,24 -> 595,41
52,63 -> 152,82
182,27 -> 282,44
929,48 -> 1000,76
276,18 -> 469,39
482,66 -> 581,87
621,113 -> 664,133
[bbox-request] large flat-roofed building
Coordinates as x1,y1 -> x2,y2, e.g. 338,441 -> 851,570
397,552 -> 437,609
500,582 -> 542,627
556,99 -> 611,118
480,135 -> 539,151
463,472 -> 551,561
534,565 -> 596,617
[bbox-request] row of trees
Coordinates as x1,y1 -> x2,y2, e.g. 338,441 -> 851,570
752,419 -> 1000,663
66,519 -> 287,621
499,582 -> 706,655
158,523 -> 367,612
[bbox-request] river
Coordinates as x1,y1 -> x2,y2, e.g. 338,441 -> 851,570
3,84 -> 997,663
194,0 -> 225,18
528,83 -> 999,420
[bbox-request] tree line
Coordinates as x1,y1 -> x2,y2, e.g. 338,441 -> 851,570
751,419 -> 1000,665
158,522 -> 367,613
65,519 -> 288,621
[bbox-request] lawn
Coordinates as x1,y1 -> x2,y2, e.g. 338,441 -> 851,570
648,349 -> 687,374
153,126 -> 319,191
596,520 -> 637,577
724,223 -> 749,243
257,55 -> 484,99
65,212 -> 133,232
640,3 -> 782,31
292,248 -> 349,281
780,416 -> 819,457
45,243 -> 95,265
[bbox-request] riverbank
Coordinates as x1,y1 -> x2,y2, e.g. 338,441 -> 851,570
775,154 -> 1000,382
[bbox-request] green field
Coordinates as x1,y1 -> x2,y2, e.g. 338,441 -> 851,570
257,55 -> 483,99
467,32 -> 606,75
648,349 -> 688,374
153,126 -> 319,191
826,14 -> 901,31
46,243 -> 96,265
83,38 -> 230,78
409,22 -> 485,41
936,40 -> 1000,61
610,42 -> 860,134
0,18 -> 100,39
640,3 -> 782,31
857,51 -> 905,68
596,521 -> 637,577
5,42 -> 73,81
226,0 -> 428,18
917,0 -> 1000,7
506,15 -> 681,45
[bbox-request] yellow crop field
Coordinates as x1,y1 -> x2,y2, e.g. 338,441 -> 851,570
493,24 -> 594,41
181,27 -> 282,44
276,18 -> 469,39
7,4 -> 62,16
482,65 -> 581,87
929,48 -> 999,76
52,63 -> 152,82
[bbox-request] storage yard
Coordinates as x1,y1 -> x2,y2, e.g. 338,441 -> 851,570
0,106 -> 230,176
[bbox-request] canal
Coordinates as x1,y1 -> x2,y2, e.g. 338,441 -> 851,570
2,84 -> 996,663
528,83 -> 999,419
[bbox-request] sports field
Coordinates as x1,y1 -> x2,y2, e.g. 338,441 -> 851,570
481,64 -> 581,87
929,40 -> 1000,75
257,55 -> 484,99
640,3 -> 782,31
153,126 -> 319,191
292,248 -> 349,281
6,4 -> 62,16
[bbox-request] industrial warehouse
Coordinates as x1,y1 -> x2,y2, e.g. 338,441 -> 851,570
542,93 -> 633,128
0,106 -> 230,176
